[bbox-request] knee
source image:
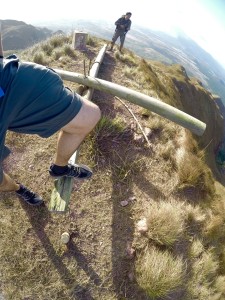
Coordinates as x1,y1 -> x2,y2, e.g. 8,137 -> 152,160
93,104 -> 101,125
84,103 -> 101,134
80,105 -> 101,136
62,101 -> 101,135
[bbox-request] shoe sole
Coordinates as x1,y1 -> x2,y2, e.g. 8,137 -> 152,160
17,195 -> 44,206
50,174 -> 92,179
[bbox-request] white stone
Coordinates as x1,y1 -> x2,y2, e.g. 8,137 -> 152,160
61,232 -> 70,244
137,218 -> 148,233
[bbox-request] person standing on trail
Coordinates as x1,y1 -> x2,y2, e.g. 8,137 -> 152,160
0,23 -> 101,206
108,12 -> 132,52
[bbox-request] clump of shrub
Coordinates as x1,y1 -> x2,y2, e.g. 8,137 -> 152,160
52,48 -> 64,60
86,35 -> 97,47
114,51 -> 137,66
33,51 -> 50,65
41,42 -> 54,56
49,34 -> 69,48
63,44 -> 76,58
136,200 -> 186,247
176,151 -> 215,198
187,248 -> 219,299
135,246 -> 185,298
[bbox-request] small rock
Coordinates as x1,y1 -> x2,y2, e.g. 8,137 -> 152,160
126,246 -> 135,259
137,218 -> 148,233
143,127 -> 152,136
128,272 -> 135,282
134,134 -> 143,142
120,200 -> 129,207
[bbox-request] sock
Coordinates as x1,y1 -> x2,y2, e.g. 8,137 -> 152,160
50,164 -> 69,175
16,184 -> 25,194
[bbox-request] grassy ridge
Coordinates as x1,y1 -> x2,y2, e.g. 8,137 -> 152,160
1,34 -> 225,299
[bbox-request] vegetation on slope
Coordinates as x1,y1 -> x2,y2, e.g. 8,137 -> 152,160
1,33 -> 225,300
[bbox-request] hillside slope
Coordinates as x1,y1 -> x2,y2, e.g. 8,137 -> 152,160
1,34 -> 225,300
49,19 -> 225,105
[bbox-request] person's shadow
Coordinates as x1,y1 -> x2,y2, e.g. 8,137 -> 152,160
20,200 -> 99,300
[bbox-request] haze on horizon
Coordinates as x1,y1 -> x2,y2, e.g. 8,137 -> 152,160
1,0 -> 225,68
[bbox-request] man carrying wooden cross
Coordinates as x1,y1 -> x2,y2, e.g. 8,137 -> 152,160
0,23 -> 101,206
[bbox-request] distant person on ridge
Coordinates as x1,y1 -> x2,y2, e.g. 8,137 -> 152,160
0,23 -> 101,206
108,12 -> 132,53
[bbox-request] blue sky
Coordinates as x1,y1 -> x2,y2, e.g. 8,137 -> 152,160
1,0 -> 225,67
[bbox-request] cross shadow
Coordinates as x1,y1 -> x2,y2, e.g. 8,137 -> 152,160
93,51 -> 163,299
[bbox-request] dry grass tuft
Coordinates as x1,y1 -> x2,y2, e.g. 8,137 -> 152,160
187,248 -> 219,299
214,276 -> 225,296
135,246 -> 185,298
49,34 -> 70,48
124,66 -> 138,79
63,44 -> 76,58
33,51 -> 50,65
86,35 -> 98,47
93,115 -> 126,139
40,41 -> 54,56
189,238 -> 205,259
114,51 -> 137,66
203,202 -> 225,244
176,151 -> 215,198
174,129 -> 216,201
138,200 -> 186,246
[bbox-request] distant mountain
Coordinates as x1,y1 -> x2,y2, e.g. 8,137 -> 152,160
0,19 -> 53,50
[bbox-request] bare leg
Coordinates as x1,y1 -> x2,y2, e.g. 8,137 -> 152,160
0,99 -> 100,192
54,98 -> 101,166
0,172 -> 19,192
0,172 -> 43,205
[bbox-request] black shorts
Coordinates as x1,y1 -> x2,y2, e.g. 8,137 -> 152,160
7,62 -> 82,137
0,61 -> 82,183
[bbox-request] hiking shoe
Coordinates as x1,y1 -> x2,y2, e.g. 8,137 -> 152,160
16,184 -> 44,206
49,164 -> 93,180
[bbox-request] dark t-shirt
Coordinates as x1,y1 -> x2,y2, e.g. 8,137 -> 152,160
115,17 -> 131,33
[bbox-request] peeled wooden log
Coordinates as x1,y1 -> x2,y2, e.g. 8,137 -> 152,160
54,67 -> 206,136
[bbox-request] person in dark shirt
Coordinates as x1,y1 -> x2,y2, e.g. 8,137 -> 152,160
108,12 -> 132,52
0,25 -> 101,206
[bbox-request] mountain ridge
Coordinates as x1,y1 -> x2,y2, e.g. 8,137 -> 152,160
38,18 -> 225,105
2,18 -> 225,106
0,19 -> 53,50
